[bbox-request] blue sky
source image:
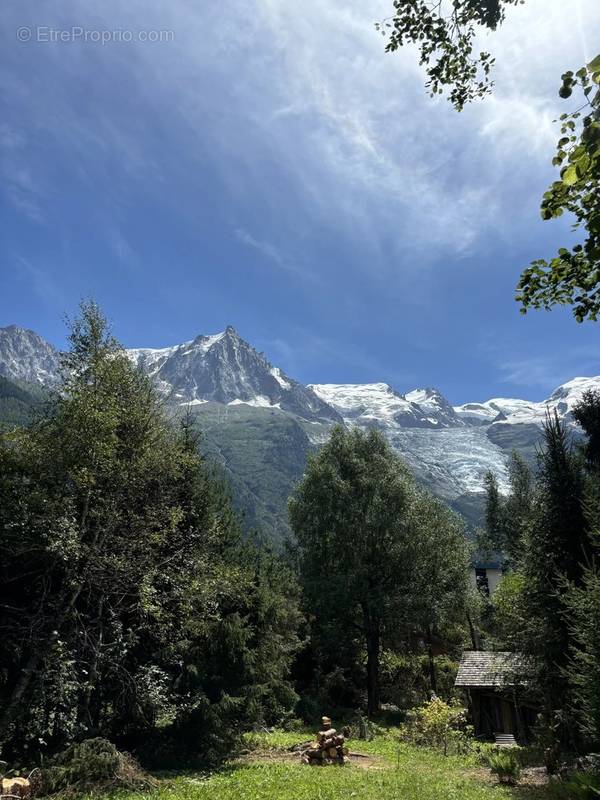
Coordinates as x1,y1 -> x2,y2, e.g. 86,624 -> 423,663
1,0 -> 599,404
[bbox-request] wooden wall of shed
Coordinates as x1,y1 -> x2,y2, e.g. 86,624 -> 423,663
467,688 -> 535,743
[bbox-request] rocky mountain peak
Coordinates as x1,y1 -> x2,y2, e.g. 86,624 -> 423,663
0,325 -> 61,385
128,328 -> 341,423
404,386 -> 462,427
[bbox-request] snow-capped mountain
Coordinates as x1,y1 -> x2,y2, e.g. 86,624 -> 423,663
0,325 -> 61,385
309,382 -> 509,498
2,321 -> 600,535
310,376 -> 600,505
454,376 -> 600,427
405,388 -> 462,427
309,383 -> 462,429
128,326 -> 340,423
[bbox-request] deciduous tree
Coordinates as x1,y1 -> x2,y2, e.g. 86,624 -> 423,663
289,426 -> 469,716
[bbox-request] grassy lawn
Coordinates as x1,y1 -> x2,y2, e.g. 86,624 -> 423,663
104,728 -> 551,800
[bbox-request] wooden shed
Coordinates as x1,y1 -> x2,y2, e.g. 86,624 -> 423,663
455,651 -> 536,744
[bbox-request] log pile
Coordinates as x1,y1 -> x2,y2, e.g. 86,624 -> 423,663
302,716 -> 348,766
1,776 -> 32,799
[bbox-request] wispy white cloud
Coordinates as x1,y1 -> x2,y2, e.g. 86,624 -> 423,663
234,227 -> 315,281
0,124 -> 46,222
2,0 -> 599,284
498,352 -> 600,393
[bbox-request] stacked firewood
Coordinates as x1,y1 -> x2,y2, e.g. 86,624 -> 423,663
1,776 -> 32,799
302,716 -> 348,766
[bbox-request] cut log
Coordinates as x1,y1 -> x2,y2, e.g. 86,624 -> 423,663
1,777 -> 31,799
318,728 -> 337,741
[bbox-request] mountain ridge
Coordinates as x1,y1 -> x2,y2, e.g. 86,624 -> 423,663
1,323 -> 597,540
2,323 -> 595,428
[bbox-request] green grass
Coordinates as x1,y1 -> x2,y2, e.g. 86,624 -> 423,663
101,728 -> 549,800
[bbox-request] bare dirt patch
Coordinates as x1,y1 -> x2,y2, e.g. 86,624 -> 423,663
465,766 -> 549,788
238,747 -> 385,770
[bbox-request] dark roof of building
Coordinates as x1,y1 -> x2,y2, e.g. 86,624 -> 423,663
455,651 -> 524,688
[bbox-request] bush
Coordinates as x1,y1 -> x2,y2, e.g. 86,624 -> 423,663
402,697 -> 472,755
487,748 -> 522,785
551,770 -> 600,800
41,738 -> 155,794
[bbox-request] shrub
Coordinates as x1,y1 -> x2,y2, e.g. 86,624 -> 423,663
551,771 -> 600,800
41,738 -> 155,794
402,697 -> 472,755
487,748 -> 522,785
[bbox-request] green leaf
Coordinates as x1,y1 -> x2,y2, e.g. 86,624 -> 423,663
563,165 -> 579,186
576,155 -> 591,177
587,54 -> 600,74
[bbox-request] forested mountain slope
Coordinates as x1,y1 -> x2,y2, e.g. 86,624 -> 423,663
0,323 -> 595,541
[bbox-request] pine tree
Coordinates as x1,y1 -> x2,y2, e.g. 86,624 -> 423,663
565,564 -> 600,748
563,389 -> 600,748
520,412 -> 587,747
480,454 -> 534,568
482,398 -> 600,750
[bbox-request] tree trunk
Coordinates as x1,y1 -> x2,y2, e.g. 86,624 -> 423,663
427,625 -> 437,694
362,604 -> 380,718
0,575 -> 89,741
79,598 -> 105,732
0,649 -> 44,739
466,609 -> 481,650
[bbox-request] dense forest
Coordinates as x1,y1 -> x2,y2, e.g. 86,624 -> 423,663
0,304 -> 472,769
0,305 -> 302,768
2,0 -> 600,797
2,304 -> 600,797
479,400 -> 600,758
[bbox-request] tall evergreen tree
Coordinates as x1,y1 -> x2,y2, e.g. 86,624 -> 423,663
563,389 -> 600,748
480,454 -> 534,568
565,564 -> 600,748
518,413 -> 588,747
503,452 -> 534,567
482,398 -> 600,751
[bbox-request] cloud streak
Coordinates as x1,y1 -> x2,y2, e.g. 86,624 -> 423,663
2,0 -> 600,404
5,0 -> 597,275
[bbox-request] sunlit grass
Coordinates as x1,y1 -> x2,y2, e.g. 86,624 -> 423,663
103,728 -> 547,800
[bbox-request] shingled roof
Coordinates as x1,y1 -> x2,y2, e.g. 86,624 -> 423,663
455,651 -> 524,688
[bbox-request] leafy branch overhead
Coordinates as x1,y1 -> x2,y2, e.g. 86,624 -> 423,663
517,56 -> 600,322
378,2 -> 600,323
376,1 -> 524,111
